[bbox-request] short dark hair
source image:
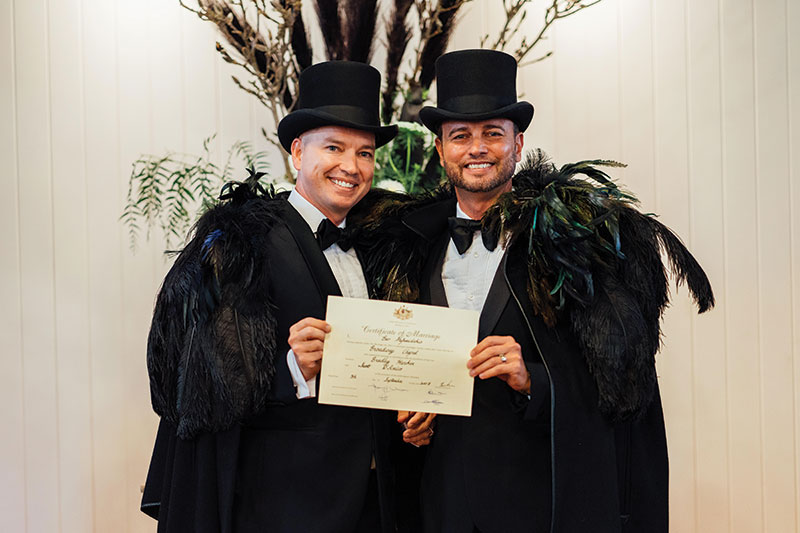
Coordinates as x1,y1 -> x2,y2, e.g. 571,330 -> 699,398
436,121 -> 520,139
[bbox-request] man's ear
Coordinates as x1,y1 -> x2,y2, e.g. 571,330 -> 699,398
514,132 -> 524,163
434,136 -> 445,166
290,137 -> 303,171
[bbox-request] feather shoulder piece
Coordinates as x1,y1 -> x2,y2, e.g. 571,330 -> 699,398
147,171 -> 281,439
489,150 -> 714,419
350,185 -> 454,302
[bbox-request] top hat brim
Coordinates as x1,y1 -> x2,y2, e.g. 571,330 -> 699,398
419,101 -> 534,134
278,109 -> 398,153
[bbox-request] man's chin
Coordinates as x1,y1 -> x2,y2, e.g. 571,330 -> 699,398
450,174 -> 510,194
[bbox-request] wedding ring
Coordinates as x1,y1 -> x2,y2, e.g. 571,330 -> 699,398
428,427 -> 434,437
500,354 -> 508,363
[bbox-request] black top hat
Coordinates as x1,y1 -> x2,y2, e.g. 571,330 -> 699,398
419,49 -> 534,133
277,61 -> 398,152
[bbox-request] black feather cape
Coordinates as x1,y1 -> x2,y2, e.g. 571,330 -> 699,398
147,183 -> 280,439
351,150 -> 714,420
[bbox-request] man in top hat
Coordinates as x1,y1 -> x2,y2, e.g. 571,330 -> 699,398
366,49 -> 713,532
140,60 -> 432,532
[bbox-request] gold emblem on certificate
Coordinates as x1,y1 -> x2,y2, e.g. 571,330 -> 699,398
393,305 -> 413,320
318,296 -> 478,416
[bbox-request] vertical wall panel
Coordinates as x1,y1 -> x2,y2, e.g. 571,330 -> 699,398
118,1 -> 163,530
650,0 -> 696,530
720,1 -> 763,531
551,0 -> 621,164
790,0 -> 800,528
217,42 -> 252,170
518,1 -> 558,159
182,11 -> 220,155
149,0 -> 184,154
0,0 -> 26,531
754,0 -> 796,530
83,0 -> 126,531
15,0 -> 61,530
617,0 -> 655,208
48,0 -> 94,530
686,1 -> 730,532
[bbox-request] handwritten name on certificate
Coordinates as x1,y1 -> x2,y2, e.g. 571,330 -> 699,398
318,296 -> 478,416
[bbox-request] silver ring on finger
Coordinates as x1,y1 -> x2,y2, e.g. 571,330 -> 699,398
499,353 -> 507,363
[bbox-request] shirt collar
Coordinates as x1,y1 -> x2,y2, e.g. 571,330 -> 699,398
288,189 -> 346,231
455,202 -> 473,220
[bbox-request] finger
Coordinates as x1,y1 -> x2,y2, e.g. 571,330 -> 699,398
467,344 -> 510,370
295,350 -> 323,366
290,317 -> 330,335
404,411 -> 428,428
471,344 -> 523,374
406,437 -> 430,447
405,426 -> 434,445
470,356 -> 506,378
292,341 -> 322,359
476,359 -> 527,383
470,350 -> 523,377
293,340 -> 324,354
403,421 -> 433,439
414,412 -> 436,431
469,335 -> 502,357
294,326 -> 328,343
470,335 -> 514,357
404,433 -> 431,446
397,411 -> 411,424
476,363 -> 511,380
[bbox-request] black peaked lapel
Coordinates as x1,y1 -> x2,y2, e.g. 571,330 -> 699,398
426,235 -> 450,307
279,199 -> 343,300
402,197 -> 456,307
478,254 -> 510,340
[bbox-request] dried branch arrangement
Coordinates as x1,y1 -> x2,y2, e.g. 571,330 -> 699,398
481,0 -> 602,65
124,0 -> 604,246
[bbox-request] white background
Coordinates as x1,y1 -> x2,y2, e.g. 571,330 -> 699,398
1,0 -> 798,531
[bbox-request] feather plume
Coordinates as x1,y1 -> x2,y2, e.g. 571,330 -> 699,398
289,5 -> 313,69
315,0 -> 344,60
382,0 -> 414,123
147,176 -> 281,438
419,0 -> 465,89
351,186 -> 452,302
342,0 -> 378,62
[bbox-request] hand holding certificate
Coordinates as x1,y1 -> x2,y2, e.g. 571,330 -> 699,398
318,296 -> 478,416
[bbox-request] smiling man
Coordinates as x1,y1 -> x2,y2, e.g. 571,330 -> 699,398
376,49 -> 714,532
140,61 -> 431,533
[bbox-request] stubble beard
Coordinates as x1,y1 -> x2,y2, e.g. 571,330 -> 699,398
444,153 -> 517,193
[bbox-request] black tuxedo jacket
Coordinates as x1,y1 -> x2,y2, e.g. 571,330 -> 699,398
141,198 -> 396,533
403,198 -> 668,533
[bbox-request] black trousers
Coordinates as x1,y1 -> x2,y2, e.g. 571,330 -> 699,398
354,469 -> 380,533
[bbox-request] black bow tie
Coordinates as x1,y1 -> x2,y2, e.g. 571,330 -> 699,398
447,216 -> 499,255
316,218 -> 352,251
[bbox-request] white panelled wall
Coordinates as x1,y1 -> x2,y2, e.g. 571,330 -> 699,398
0,0 -> 797,531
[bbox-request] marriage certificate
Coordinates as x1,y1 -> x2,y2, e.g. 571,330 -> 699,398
318,296 -> 478,416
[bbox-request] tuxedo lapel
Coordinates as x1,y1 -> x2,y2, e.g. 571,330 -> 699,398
279,200 -> 343,299
403,198 -> 456,308
478,254 -> 510,339
425,235 -> 450,307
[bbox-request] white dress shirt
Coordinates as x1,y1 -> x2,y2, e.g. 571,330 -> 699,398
442,203 -> 506,312
286,189 -> 369,398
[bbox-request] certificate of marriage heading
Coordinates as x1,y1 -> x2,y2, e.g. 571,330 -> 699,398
318,296 -> 478,416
